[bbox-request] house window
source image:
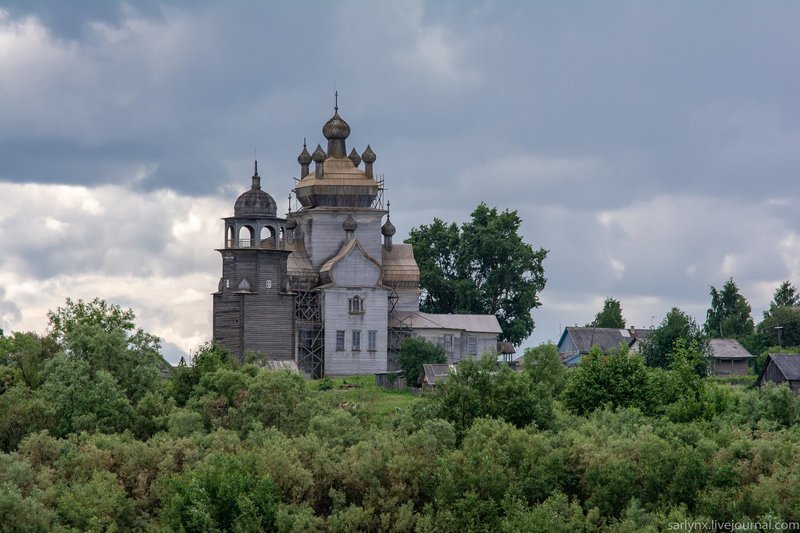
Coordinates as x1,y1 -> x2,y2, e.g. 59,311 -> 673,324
348,295 -> 364,314
336,331 -> 345,351
225,279 -> 230,288
265,279 -> 272,289
444,334 -> 454,353
467,336 -> 477,356
352,330 -> 361,351
368,330 -> 377,351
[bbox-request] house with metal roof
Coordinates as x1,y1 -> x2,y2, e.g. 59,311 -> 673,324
392,311 -> 503,364
757,354 -> 800,393
707,338 -> 754,376
556,326 -> 652,366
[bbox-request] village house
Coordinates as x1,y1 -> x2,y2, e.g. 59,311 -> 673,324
707,338 -> 754,376
757,354 -> 800,393
556,326 -> 652,366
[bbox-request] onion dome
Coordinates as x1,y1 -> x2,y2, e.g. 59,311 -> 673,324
348,148 -> 361,167
234,163 -> 277,217
322,111 -> 351,142
381,217 -> 396,237
297,143 -> 312,166
361,145 -> 376,164
286,218 -> 298,230
342,212 -> 358,232
311,144 -> 327,163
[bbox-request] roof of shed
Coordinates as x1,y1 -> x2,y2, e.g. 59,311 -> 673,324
420,363 -> 456,385
765,354 -> 800,380
708,338 -> 753,359
559,327 -> 636,353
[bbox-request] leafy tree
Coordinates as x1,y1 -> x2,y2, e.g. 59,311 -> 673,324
766,280 -> 800,315
396,336 -> 446,386
436,354 -> 553,435
562,345 -> 651,415
757,306 -> 800,349
522,343 -> 567,394
641,308 -> 705,369
704,278 -> 754,339
47,298 -> 164,402
588,297 -> 625,329
0,332 -> 59,389
407,203 -> 547,345
162,452 -> 281,532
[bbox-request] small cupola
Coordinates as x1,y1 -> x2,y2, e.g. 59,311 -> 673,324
312,144 -> 327,178
297,139 -> 312,179
382,203 -> 396,250
362,145 -> 376,178
343,212 -> 357,241
348,148 -> 361,168
322,92 -> 351,159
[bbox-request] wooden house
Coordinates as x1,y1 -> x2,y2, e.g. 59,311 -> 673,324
556,326 -> 652,366
757,354 -> 800,392
707,338 -> 753,376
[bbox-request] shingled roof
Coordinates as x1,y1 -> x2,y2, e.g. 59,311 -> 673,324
708,339 -> 753,360
558,327 -> 641,354
763,354 -> 800,381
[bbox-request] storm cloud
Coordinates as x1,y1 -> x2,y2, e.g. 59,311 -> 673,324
1,1 -> 799,360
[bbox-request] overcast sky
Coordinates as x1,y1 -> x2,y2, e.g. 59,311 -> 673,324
1,1 -> 799,362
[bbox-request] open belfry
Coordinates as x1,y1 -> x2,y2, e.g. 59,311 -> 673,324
213,97 -> 501,377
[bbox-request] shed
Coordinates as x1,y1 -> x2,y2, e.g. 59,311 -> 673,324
420,363 -> 456,388
757,354 -> 800,393
707,338 -> 754,376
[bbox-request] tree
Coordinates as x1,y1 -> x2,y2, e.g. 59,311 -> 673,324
588,298 -> 625,329
522,343 -> 566,394
641,308 -> 706,371
766,281 -> 800,316
436,354 -> 554,435
396,336 -> 446,386
47,298 -> 164,402
407,203 -> 547,345
562,345 -> 652,415
757,307 -> 800,349
703,278 -> 754,339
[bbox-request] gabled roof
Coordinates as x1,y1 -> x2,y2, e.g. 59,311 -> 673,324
708,338 -> 753,360
318,238 -> 382,286
760,353 -> 800,381
557,327 -> 640,354
420,363 -> 456,385
392,311 -> 502,334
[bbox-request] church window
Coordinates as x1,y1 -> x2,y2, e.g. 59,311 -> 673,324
336,331 -> 345,351
368,330 -> 377,351
348,295 -> 364,314
444,334 -> 454,353
225,279 -> 230,288
239,225 -> 254,248
238,278 -> 250,291
265,279 -> 272,289
467,336 -> 478,356
352,330 -> 361,351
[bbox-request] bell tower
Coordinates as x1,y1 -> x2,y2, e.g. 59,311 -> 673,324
212,162 -> 295,361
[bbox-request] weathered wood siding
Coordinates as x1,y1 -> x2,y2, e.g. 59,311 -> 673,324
293,209 -> 384,271
332,249 -> 381,286
323,287 -> 389,375
212,248 -> 294,361
711,358 -> 750,376
558,334 -> 578,354
413,329 -> 498,364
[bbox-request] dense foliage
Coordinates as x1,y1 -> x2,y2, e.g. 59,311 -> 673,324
704,278 -> 755,340
5,298 -> 800,530
587,297 -> 625,329
406,203 -> 547,345
396,336 -> 447,386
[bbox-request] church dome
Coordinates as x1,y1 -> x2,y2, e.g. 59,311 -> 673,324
234,164 -> 277,217
323,111 -> 351,141
286,217 -> 297,230
381,217 -> 396,237
342,212 -> 358,232
297,144 -> 312,165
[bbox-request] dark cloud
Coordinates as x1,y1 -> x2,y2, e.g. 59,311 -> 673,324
2,0 -> 800,353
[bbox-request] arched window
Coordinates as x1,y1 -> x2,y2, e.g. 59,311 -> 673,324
239,225 -> 254,247
348,295 -> 364,314
226,226 -> 235,248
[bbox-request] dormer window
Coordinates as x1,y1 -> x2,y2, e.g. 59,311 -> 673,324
348,295 -> 364,314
